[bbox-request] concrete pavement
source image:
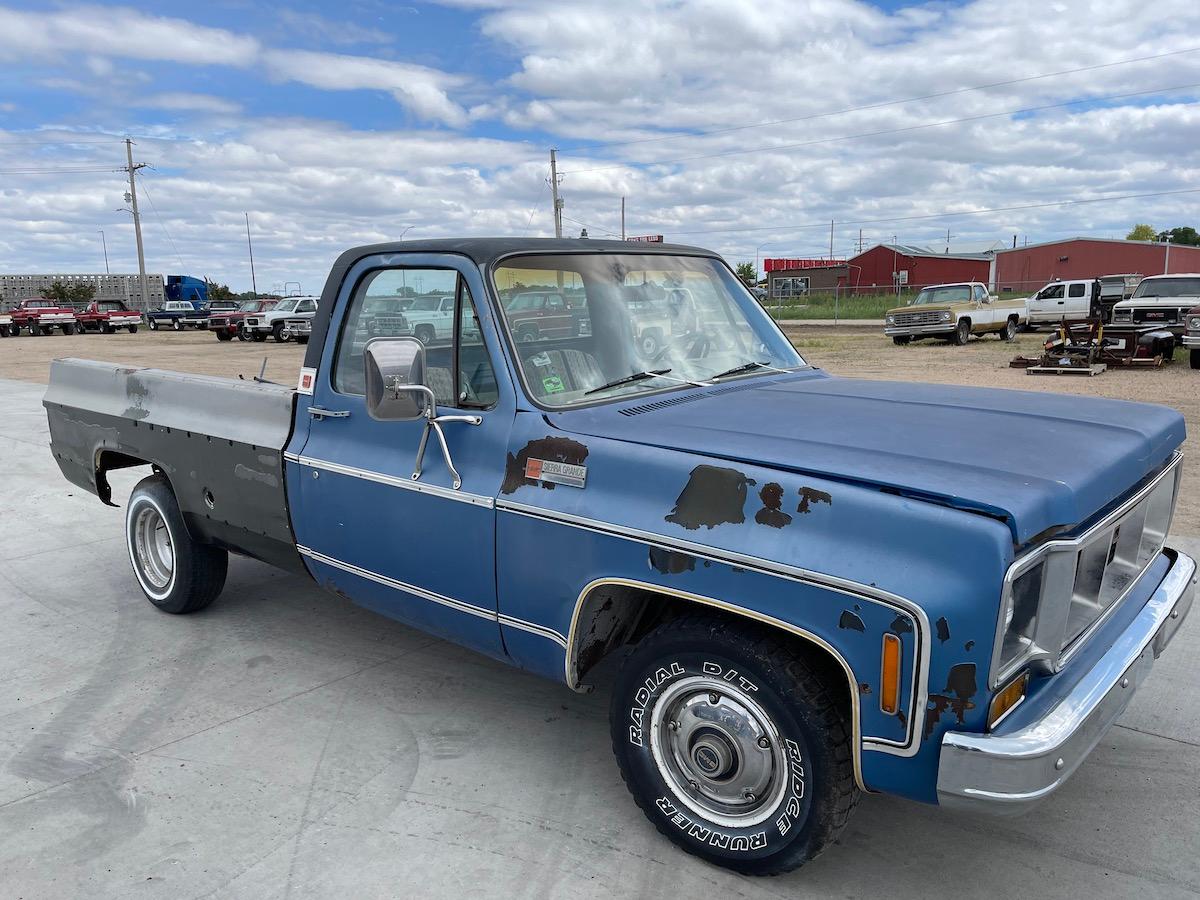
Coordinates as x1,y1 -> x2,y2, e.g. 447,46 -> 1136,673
1,376 -> 1198,899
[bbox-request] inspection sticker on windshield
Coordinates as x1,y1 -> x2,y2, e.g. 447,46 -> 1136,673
525,458 -> 587,489
542,375 -> 565,394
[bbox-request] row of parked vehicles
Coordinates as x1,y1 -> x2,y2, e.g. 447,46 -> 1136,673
883,273 -> 1200,365
0,298 -> 146,337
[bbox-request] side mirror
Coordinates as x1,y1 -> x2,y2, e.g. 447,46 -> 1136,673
364,337 -> 431,421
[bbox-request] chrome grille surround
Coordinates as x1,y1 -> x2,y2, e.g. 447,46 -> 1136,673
989,452 -> 1182,689
893,310 -> 945,327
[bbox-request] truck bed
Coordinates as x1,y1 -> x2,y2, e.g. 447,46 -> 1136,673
43,359 -> 303,572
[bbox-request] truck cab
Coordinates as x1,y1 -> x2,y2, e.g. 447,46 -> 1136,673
43,238 -> 1194,876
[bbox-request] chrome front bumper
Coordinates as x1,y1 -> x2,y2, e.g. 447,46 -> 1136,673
884,323 -> 955,336
1181,334 -> 1200,348
937,548 -> 1195,813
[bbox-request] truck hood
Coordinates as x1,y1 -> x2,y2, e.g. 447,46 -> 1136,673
886,304 -> 958,316
549,370 -> 1184,545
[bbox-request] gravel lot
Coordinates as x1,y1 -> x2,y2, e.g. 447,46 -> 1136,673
6,324 -> 1197,533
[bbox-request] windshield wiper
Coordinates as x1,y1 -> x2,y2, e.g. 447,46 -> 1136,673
584,368 -> 675,396
709,360 -> 793,381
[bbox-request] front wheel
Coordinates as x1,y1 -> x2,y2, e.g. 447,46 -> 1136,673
148,317 -> 159,331
237,328 -> 248,341
953,319 -> 970,345
892,335 -> 911,346
128,324 -> 138,334
610,614 -> 858,875
126,474 -> 227,614
61,323 -> 76,336
272,322 -> 290,342
414,324 -> 436,345
216,330 -> 232,342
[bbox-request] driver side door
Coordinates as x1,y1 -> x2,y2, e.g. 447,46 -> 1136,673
287,255 -> 513,658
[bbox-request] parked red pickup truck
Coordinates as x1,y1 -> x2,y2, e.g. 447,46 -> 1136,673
8,299 -> 77,335
209,298 -> 278,341
75,300 -> 141,334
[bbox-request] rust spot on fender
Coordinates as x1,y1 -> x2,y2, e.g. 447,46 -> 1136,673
889,615 -> 913,635
964,640 -> 975,652
665,465 -> 755,531
501,436 -> 589,494
797,486 -> 831,515
936,617 -> 951,643
923,663 -> 978,739
754,482 -> 792,528
858,682 -> 872,694
838,610 -> 866,632
649,547 -> 696,575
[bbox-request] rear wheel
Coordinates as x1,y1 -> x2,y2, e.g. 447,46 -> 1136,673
126,474 -> 227,614
953,318 -> 970,345
171,319 -> 182,331
101,322 -> 114,335
1001,317 -> 1017,342
517,325 -> 538,343
128,324 -> 138,334
61,323 -> 75,336
40,325 -> 53,336
610,614 -> 858,875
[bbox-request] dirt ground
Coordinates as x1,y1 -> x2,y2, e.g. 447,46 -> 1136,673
4,324 -> 1197,534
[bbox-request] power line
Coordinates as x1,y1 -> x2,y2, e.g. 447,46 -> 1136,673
669,186 -> 1200,237
138,177 -> 185,271
559,45 -> 1200,154
0,137 -> 124,146
0,166 -> 122,175
560,82 -> 1200,175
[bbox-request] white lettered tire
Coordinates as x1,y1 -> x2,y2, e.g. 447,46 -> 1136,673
126,474 -> 228,614
610,613 -> 858,875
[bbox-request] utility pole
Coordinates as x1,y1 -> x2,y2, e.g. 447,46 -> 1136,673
549,149 -> 563,238
1164,236 -> 1172,274
99,230 -> 109,274
245,213 -> 258,300
123,138 -> 149,309
945,228 -> 952,253
621,196 -> 626,241
829,219 -> 834,260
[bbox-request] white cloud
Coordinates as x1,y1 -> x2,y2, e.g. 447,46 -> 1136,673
0,4 -> 465,125
0,0 -> 1198,290
135,93 -> 242,115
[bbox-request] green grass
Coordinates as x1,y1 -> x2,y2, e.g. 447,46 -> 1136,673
765,293 -> 899,320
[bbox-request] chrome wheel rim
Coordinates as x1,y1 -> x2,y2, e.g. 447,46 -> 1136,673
133,505 -> 174,591
650,676 -> 789,827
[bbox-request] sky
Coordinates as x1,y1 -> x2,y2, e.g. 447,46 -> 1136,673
0,0 -> 1197,293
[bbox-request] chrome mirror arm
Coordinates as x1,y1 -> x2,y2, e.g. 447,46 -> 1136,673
392,384 -> 482,490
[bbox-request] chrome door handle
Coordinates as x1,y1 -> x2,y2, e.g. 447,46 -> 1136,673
309,407 -> 350,419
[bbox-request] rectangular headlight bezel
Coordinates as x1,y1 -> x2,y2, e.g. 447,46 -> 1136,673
988,452 -> 1181,690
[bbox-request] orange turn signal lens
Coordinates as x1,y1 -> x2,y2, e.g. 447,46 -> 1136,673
988,671 -> 1029,729
880,634 -> 901,715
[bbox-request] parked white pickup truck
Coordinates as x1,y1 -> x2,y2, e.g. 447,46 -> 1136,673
401,293 -> 456,345
1026,274 -> 1142,326
1111,274 -> 1200,334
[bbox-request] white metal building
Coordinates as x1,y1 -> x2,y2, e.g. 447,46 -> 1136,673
0,273 -> 164,310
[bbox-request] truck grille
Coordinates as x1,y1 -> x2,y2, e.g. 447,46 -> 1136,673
210,317 -> 229,329
1132,307 -> 1183,325
893,310 -> 943,327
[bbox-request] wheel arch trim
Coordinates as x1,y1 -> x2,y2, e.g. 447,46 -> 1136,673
569,576 -> 869,791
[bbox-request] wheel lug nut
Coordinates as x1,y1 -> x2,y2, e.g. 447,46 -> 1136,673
708,693 -> 719,704
743,790 -> 756,801
668,720 -> 680,732
757,736 -> 770,749
688,780 -> 700,791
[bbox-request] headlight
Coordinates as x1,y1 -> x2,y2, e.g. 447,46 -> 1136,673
885,314 -> 895,324
997,560 -> 1044,676
1114,309 -> 1131,322
1189,316 -> 1200,330
940,310 -> 953,322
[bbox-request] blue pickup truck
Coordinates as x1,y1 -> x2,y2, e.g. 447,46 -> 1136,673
43,239 -> 1194,875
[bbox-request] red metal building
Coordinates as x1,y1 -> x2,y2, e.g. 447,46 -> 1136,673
847,244 -> 992,294
991,237 -> 1200,294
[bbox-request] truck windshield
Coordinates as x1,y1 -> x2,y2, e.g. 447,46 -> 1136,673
273,299 -> 299,313
912,286 -> 970,305
493,253 -> 804,408
1131,278 -> 1200,299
